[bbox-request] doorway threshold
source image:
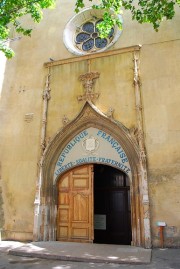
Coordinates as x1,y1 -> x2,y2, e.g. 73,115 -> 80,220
9,241 -> 152,264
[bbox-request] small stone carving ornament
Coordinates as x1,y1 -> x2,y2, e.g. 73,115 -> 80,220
78,71 -> 100,102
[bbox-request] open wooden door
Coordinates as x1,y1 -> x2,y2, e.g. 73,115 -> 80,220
94,164 -> 132,245
57,164 -> 94,242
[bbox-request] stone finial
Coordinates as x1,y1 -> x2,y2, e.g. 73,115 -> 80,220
62,115 -> 70,126
106,107 -> 114,119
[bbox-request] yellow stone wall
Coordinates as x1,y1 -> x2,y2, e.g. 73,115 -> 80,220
0,1 -> 180,246
141,40 -> 180,247
47,53 -> 136,138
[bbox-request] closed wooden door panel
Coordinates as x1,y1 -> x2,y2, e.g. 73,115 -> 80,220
57,164 -> 94,242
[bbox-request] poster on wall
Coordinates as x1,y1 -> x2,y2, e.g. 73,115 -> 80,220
94,215 -> 106,230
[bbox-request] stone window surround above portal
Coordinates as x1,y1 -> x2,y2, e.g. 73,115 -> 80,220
63,7 -> 123,56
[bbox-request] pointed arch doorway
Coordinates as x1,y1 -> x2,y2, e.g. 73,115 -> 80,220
34,102 -> 151,248
57,163 -> 132,245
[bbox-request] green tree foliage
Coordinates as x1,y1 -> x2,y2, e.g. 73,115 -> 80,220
93,0 -> 180,37
0,0 -> 180,58
0,0 -> 55,58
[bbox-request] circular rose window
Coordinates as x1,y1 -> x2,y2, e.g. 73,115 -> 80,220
63,8 -> 123,55
75,19 -> 114,52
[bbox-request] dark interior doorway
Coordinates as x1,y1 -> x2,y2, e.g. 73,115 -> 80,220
94,164 -> 132,245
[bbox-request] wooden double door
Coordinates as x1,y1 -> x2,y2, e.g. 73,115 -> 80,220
57,164 -> 131,245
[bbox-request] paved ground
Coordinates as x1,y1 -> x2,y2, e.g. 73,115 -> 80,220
0,241 -> 180,269
8,241 -> 151,264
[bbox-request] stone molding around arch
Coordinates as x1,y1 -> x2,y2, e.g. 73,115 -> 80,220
33,101 -> 151,248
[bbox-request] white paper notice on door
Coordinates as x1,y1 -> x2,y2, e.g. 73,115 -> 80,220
94,214 -> 106,230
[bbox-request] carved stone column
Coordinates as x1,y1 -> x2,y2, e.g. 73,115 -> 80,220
41,68 -> 51,152
33,68 -> 51,241
133,51 -> 151,248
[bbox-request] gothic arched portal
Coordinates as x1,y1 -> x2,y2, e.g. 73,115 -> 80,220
33,101 -> 151,248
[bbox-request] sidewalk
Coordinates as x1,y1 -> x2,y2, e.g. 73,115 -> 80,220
0,241 -> 151,264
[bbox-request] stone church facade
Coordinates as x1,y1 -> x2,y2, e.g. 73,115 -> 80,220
0,1 -> 180,248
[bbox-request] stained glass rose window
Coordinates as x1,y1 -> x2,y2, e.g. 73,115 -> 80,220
63,8 -> 123,55
75,20 -> 114,52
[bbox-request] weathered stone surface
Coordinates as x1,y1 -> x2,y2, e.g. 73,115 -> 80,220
0,0 -> 180,247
